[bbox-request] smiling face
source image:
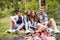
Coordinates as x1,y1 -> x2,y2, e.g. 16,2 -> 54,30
31,11 -> 36,17
16,10 -> 22,17
27,10 -> 31,16
40,7 -> 44,15
17,12 -> 21,16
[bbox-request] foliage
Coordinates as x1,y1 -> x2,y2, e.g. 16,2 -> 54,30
47,0 -> 57,19
0,0 -> 60,19
24,0 -> 39,11
47,0 -> 60,19
0,0 -> 39,17
55,4 -> 60,20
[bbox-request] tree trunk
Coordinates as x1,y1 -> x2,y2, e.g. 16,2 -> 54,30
39,0 -> 41,8
45,0 -> 48,12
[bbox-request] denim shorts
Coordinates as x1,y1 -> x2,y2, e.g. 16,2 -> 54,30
12,24 -> 20,29
47,23 -> 51,28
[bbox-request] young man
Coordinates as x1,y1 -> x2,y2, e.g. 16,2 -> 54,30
37,6 -> 60,33
7,10 -> 24,33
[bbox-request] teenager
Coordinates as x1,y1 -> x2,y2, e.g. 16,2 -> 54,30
29,10 -> 40,28
6,10 -> 24,33
37,6 -> 60,33
23,10 -> 31,33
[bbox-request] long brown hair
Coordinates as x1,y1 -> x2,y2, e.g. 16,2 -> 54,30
24,10 -> 32,21
30,10 -> 40,23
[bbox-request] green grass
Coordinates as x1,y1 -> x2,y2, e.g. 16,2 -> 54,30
0,16 -> 13,37
56,20 -> 60,25
0,16 -> 22,37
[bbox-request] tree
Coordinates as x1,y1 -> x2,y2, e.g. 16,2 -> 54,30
38,0 -> 41,8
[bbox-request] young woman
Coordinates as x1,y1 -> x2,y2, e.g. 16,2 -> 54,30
23,10 -> 31,33
29,10 -> 40,28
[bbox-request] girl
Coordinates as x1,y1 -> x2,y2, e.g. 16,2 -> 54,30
29,10 -> 40,29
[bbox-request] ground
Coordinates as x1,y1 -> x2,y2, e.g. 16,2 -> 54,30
0,16 -> 30,40
0,16 -> 20,37
0,16 -> 60,40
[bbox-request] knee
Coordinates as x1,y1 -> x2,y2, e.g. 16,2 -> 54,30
10,19 -> 14,24
49,18 -> 54,21
22,23 -> 24,26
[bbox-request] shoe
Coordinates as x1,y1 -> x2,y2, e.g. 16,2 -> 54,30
13,30 -> 19,34
54,28 -> 60,33
6,29 -> 16,33
48,28 -> 53,33
25,30 -> 31,33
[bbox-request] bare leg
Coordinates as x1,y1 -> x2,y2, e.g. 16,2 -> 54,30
49,18 -> 57,29
17,23 -> 24,30
36,23 -> 47,32
10,19 -> 14,30
49,18 -> 60,33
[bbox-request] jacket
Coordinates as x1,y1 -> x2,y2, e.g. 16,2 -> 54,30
10,15 -> 23,23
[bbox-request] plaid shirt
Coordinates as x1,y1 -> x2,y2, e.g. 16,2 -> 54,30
37,12 -> 48,25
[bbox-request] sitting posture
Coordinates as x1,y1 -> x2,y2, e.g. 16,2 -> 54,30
7,10 -> 24,33
23,10 -> 31,33
29,10 -> 40,30
37,6 -> 60,33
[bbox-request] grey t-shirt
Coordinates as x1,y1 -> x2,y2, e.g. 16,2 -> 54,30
37,12 -> 48,25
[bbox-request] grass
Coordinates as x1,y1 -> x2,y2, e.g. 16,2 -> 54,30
0,16 -> 23,38
0,16 -> 13,37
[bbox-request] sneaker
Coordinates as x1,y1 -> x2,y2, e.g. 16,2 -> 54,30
6,29 -> 16,33
6,29 -> 11,33
54,28 -> 60,33
48,28 -> 53,33
13,30 -> 19,34
25,30 -> 31,33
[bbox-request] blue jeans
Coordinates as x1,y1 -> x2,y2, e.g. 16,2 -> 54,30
24,21 -> 30,29
12,24 -> 20,29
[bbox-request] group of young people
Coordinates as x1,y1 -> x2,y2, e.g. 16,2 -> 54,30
6,7 -> 60,40
7,7 -> 60,33
5,7 -> 60,39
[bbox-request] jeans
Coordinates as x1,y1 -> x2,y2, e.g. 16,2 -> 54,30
12,24 -> 20,29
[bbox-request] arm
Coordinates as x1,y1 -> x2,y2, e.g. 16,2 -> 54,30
21,16 -> 24,23
10,16 -> 17,25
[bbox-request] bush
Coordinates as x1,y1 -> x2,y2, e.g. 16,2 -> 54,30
0,8 -> 14,18
47,0 -> 58,19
